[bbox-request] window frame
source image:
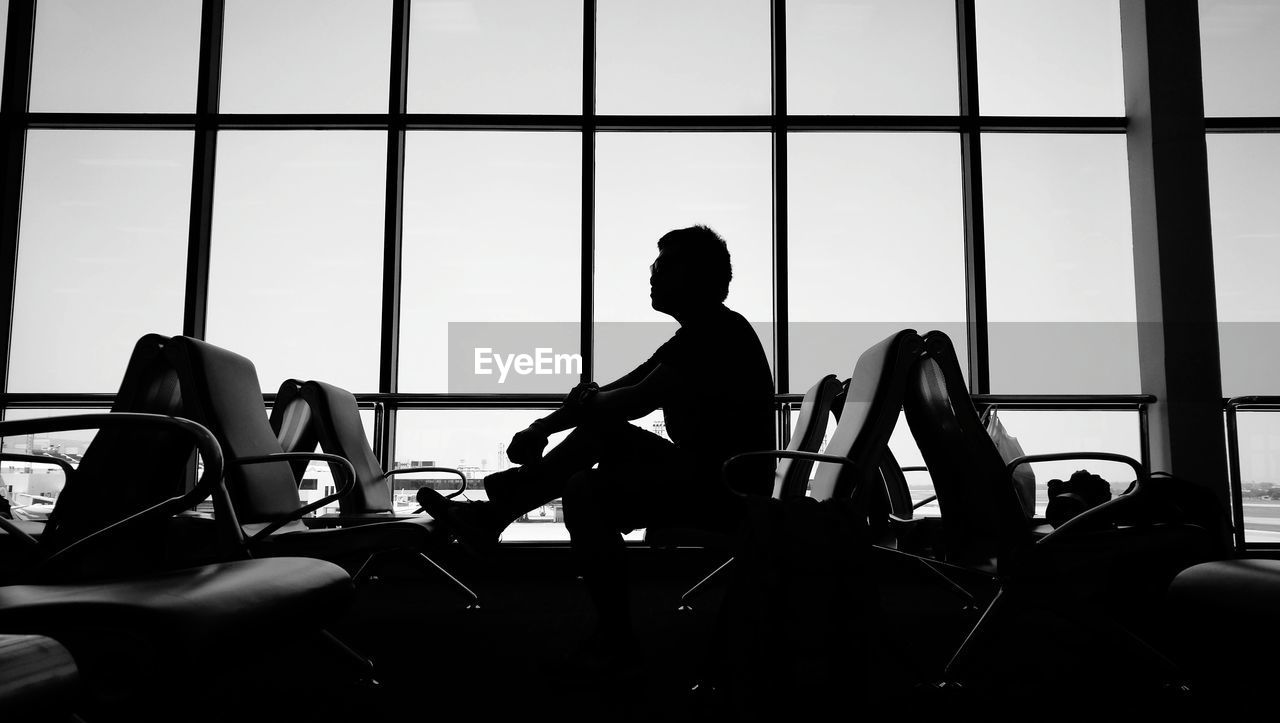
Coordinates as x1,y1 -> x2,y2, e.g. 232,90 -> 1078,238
0,0 -> 1154,545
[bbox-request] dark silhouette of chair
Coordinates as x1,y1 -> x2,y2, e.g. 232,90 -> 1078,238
164,336 -> 479,607
900,330 -> 1217,686
644,373 -> 843,611
0,334 -> 362,712
289,378 -> 480,604
698,329 -> 924,707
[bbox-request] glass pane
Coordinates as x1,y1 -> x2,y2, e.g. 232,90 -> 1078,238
597,0 -> 771,115
399,132 -> 581,393
1234,410 -> 1280,544
206,131 -> 385,393
983,133 -> 1138,393
0,0 -> 9,97
407,0 -> 582,114
2,408 -> 101,518
395,409 -> 594,543
787,0 -> 958,115
9,130 -> 191,392
996,409 -> 1143,518
1200,0 -> 1280,117
29,0 -> 201,112
221,0 -> 392,113
1208,134 -> 1280,396
976,0 -> 1124,117
594,132 -> 773,383
787,132 -> 966,390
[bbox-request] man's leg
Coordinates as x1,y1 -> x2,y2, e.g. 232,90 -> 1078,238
418,419 -> 660,549
562,469 -> 632,646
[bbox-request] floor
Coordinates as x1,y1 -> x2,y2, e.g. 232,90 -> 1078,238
87,543 -> 1255,722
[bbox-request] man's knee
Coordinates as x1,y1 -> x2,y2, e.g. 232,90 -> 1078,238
562,470 -> 612,534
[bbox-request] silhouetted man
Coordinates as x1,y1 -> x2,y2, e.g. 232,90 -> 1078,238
418,225 -> 775,658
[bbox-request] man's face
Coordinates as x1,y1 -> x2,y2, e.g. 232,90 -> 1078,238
649,248 -> 691,315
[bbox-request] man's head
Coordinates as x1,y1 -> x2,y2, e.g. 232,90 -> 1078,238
650,225 -> 732,315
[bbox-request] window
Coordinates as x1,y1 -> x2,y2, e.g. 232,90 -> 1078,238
407,0 -> 582,114
29,0 -> 201,112
9,131 -> 191,392
220,0 -> 392,113
206,131 -> 385,393
596,0 -> 770,115
399,131 -> 581,393
1208,134 -> 1280,396
0,3 -> 1154,547
787,0 -> 957,115
982,133 -> 1138,394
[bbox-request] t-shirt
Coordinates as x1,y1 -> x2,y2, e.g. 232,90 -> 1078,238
644,304 -> 776,495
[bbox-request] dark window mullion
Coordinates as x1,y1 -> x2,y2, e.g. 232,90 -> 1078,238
378,0 -> 411,465
0,0 -> 36,398
771,0 -> 788,395
956,0 -> 989,394
581,0 -> 596,383
183,0 -> 225,340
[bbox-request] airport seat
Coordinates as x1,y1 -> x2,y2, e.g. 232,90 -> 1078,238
643,373 -> 843,611
164,336 -> 476,601
0,334 -> 362,712
701,329 -> 924,710
899,330 -> 1219,687
289,378 -> 480,605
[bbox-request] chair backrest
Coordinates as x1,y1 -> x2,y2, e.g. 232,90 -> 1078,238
808,330 -> 924,503
773,374 -> 842,499
902,330 -> 1030,567
300,380 -> 389,514
39,334 -> 198,569
270,378 -> 319,483
166,336 -> 302,524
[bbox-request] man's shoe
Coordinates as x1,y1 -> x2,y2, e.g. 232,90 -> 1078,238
416,488 -> 502,554
483,468 -> 522,505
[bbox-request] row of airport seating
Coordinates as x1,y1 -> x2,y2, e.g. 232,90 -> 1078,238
0,328 -> 1272,717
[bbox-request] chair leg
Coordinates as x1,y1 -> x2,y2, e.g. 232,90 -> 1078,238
415,552 -> 482,610
351,554 -> 379,586
942,585 -> 1007,684
677,556 -> 736,612
917,557 -> 979,612
318,630 -> 379,688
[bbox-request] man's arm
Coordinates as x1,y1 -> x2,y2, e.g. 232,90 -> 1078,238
505,354 -> 673,465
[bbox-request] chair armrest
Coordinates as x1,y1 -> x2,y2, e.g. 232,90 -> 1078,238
721,450 -> 863,498
911,494 -> 938,510
0,453 -> 77,481
381,466 -> 468,500
230,452 -> 357,541
1006,451 -> 1147,486
1017,452 -> 1151,548
0,413 -> 225,573
897,466 -> 936,509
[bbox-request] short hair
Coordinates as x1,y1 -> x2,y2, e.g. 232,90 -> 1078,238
656,225 -> 733,303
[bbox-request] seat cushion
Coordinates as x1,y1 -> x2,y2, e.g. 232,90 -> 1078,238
249,517 -> 443,560
0,557 -> 352,651
1166,558 -> 1280,686
644,526 -> 732,550
0,634 -> 79,717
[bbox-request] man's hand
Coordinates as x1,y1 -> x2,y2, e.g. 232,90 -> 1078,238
507,424 -> 549,465
564,381 -> 600,411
